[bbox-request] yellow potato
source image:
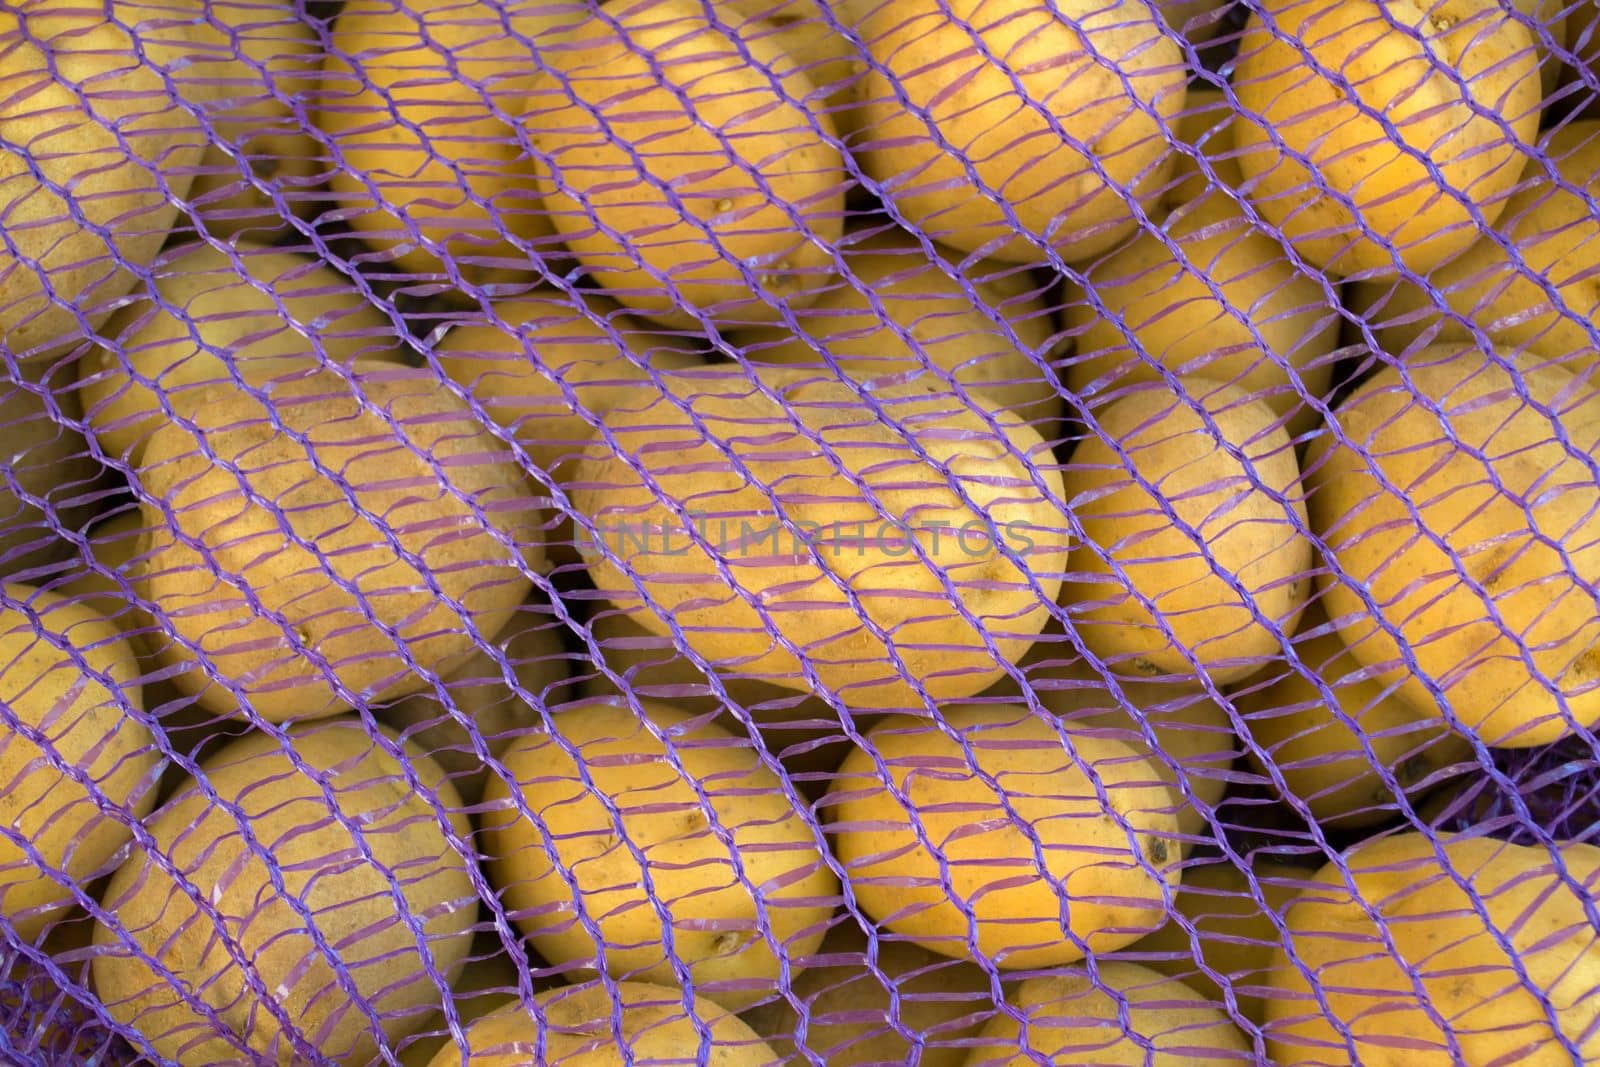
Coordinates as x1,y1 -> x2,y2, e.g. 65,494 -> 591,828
78,241 -> 400,463
1347,121 -> 1600,369
0,5 -> 212,356
1233,0 -> 1541,276
1065,190 -> 1341,439
183,0 -> 324,238
1232,600 -> 1474,827
571,368 -> 1072,710
480,697 -> 840,1010
827,704 -> 1180,969
527,0 -> 846,326
735,228 -> 1064,427
0,585 -> 156,940
743,920 -> 996,1067
135,365 -> 537,722
965,961 -> 1253,1064
321,0 -> 579,284
1264,832 -> 1600,1065
856,0 -> 1186,263
398,935 -> 538,1067
433,292 -> 704,479
1307,344 -> 1600,747
984,636 -> 1240,840
1062,377 -> 1314,685
1133,856 -> 1316,1027
92,719 -> 477,1066
378,602 -> 574,806
428,980 -> 779,1066
0,364 -> 105,576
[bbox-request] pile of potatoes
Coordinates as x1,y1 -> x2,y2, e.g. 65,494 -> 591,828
0,0 -> 1597,1062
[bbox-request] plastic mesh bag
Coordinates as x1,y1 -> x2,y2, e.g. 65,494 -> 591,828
0,0 -> 1596,1063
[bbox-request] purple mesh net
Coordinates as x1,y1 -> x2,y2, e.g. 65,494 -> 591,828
0,0 -> 1596,1063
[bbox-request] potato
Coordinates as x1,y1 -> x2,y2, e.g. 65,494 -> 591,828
433,291 -> 704,479
398,935 -> 539,1067
735,228 -> 1064,427
78,241 -> 400,463
1231,600 -> 1474,827
965,961 -> 1252,1065
92,719 -> 477,1066
321,0 -> 579,284
0,363 -> 104,577
183,0 -> 324,238
135,364 -> 537,722
378,601 -> 574,806
0,584 -> 157,940
1232,0 -> 1541,277
1065,190 -> 1341,439
1306,344 -> 1600,747
856,0 -> 1186,264
827,704 -> 1180,969
1347,121 -> 1600,369
526,0 -> 846,326
1062,377 -> 1313,685
572,368 -> 1071,710
742,919 -> 996,1067
480,697 -> 840,1010
428,980 -> 779,1066
0,5 -> 212,356
1133,856 -> 1315,1027
1263,832 -> 1600,1065
984,636 -> 1240,840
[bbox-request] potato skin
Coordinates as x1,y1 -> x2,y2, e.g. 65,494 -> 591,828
0,6 -> 210,356
1066,190 -> 1341,440
1307,345 -> 1600,747
1348,121 -> 1600,369
826,704 -> 1180,969
1232,0 -> 1541,276
1062,377 -> 1313,686
426,980 -> 779,1066
0,585 -> 156,940
91,719 -> 477,1066
571,369 -> 1071,710
1232,601 -> 1474,828
433,292 -> 702,480
965,961 -> 1252,1065
742,920 -> 996,1067
134,364 -> 537,722
480,698 -> 839,1011
79,241 -> 400,463
321,0 -> 577,284
1133,856 -> 1316,1027
736,228 -> 1063,427
856,0 -> 1186,264
1264,832 -> 1600,1066
527,0 -> 846,326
